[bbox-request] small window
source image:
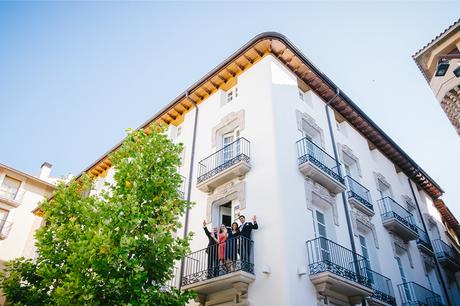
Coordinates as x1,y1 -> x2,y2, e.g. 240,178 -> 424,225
0,176 -> 21,200
226,87 -> 238,104
176,126 -> 182,138
298,90 -> 304,100
227,91 -> 233,103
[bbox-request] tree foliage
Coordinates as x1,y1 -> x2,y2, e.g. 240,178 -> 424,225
0,125 -> 195,305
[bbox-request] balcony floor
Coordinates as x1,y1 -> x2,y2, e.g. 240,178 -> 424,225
182,270 -> 255,296
310,271 -> 373,305
382,218 -> 419,241
197,158 -> 250,192
299,160 -> 345,195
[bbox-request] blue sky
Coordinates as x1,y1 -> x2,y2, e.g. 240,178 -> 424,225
1,2 -> 459,217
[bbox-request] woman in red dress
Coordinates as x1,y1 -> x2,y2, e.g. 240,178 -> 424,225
217,224 -> 228,266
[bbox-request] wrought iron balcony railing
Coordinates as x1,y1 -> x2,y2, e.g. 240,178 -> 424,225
181,236 -> 254,287
296,137 -> 344,185
345,176 -> 373,212
197,138 -> 250,184
0,219 -> 12,239
306,236 -> 371,288
378,197 -> 418,232
416,226 -> 433,252
432,239 -> 460,267
397,282 -> 443,306
363,268 -> 396,306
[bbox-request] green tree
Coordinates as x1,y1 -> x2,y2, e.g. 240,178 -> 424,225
0,125 -> 195,305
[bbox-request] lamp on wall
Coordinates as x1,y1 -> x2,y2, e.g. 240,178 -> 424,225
435,59 -> 450,77
453,65 -> 460,78
434,54 -> 460,77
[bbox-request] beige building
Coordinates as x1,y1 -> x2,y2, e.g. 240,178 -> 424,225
0,162 -> 57,304
413,19 -> 460,135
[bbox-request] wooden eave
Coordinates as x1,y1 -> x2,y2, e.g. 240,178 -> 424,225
80,32 -> 444,199
434,199 -> 460,230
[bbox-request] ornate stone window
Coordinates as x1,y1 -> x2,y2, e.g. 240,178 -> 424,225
206,181 -> 246,225
401,195 -> 417,212
296,110 -> 325,148
351,209 -> 379,249
304,178 -> 339,226
390,233 -> 414,268
337,144 -> 362,179
374,172 -> 393,198
211,110 -> 245,148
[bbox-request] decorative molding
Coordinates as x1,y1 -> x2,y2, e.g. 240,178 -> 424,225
211,110 -> 245,147
296,110 -> 325,148
351,209 -> 379,249
305,179 -> 339,226
373,172 -> 392,197
390,233 -> 414,268
206,180 -> 246,223
337,143 -> 363,178
402,195 -> 416,211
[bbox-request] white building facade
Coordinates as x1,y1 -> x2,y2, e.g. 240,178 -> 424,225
0,162 -> 57,305
86,33 -> 460,306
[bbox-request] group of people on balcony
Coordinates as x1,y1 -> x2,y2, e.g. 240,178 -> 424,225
203,215 -> 258,277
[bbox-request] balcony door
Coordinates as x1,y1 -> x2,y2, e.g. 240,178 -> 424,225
396,256 -> 412,301
302,120 -> 322,161
0,209 -> 9,233
313,210 -> 330,262
378,180 -> 393,213
221,130 -> 239,164
359,235 -> 374,283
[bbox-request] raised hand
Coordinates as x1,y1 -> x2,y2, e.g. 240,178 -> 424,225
252,215 -> 257,222
203,219 -> 206,227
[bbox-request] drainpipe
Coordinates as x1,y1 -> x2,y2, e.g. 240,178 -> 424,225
324,89 -> 365,305
179,91 -> 199,289
408,176 -> 453,306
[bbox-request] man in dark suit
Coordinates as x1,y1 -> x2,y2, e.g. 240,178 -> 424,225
203,220 -> 218,278
238,215 -> 258,263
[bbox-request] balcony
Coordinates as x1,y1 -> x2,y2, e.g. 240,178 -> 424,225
416,226 -> 434,255
181,236 -> 255,297
365,268 -> 396,306
306,237 -> 373,304
0,220 -> 12,240
345,176 -> 374,216
0,188 -> 24,207
296,137 -> 346,195
378,197 -> 419,241
432,239 -> 460,272
197,138 -> 250,192
397,282 -> 443,306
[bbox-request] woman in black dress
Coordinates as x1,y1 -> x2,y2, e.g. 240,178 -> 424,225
226,222 -> 240,271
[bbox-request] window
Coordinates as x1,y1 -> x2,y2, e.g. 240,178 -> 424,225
226,87 -> 238,103
378,179 -> 392,199
359,235 -> 374,282
0,176 -> 21,201
396,257 -> 411,300
221,130 -> 240,163
298,90 -> 304,100
313,210 -> 330,261
0,209 -> 9,233
176,126 -> 182,138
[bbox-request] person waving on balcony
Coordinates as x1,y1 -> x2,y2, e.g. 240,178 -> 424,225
203,220 -> 219,278
238,215 -> 258,263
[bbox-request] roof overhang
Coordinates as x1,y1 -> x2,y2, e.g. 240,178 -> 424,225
413,19 -> 460,81
81,32 -> 444,199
